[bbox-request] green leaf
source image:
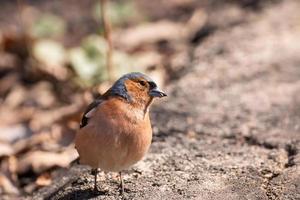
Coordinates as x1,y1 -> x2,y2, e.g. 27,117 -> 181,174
31,14 -> 66,38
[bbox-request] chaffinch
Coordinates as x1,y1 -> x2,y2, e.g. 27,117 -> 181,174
75,72 -> 166,194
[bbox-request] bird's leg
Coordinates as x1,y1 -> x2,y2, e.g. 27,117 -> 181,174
91,168 -> 98,192
119,171 -> 124,194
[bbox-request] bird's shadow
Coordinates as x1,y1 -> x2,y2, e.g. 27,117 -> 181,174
52,188 -> 109,200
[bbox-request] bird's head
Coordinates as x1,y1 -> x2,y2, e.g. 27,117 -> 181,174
108,72 -> 167,110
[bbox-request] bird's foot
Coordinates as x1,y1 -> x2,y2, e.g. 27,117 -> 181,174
119,186 -> 124,195
93,185 -> 98,193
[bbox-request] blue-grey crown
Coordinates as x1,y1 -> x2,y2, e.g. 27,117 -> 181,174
109,72 -> 156,101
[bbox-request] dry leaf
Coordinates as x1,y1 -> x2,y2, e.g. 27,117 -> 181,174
4,82 -> 56,109
0,52 -> 18,70
0,124 -> 32,144
117,20 -> 184,50
28,82 -> 56,109
17,148 -> 78,174
0,143 -> 14,157
0,173 -> 19,195
32,39 -> 68,80
0,74 -> 18,96
2,32 -> 31,57
7,156 -> 18,176
185,9 -> 208,39
3,85 -> 27,109
36,173 -> 52,186
134,51 -> 163,70
29,101 -> 83,131
117,10 -> 207,51
12,133 -> 52,155
0,107 -> 35,127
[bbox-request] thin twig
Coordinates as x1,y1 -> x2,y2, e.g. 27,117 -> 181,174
17,0 -> 26,31
100,0 -> 114,82
16,0 -> 31,56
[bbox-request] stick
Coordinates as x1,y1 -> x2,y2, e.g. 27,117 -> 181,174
100,0 -> 114,82
16,0 -> 31,57
17,0 -> 26,33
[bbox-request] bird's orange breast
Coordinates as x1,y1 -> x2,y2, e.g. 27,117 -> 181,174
75,98 -> 152,172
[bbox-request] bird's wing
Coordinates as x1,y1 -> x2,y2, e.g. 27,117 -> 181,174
80,98 -> 103,128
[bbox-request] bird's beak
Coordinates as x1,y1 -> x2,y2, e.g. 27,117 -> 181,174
149,87 -> 167,98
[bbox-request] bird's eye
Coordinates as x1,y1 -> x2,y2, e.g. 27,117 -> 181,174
138,80 -> 146,86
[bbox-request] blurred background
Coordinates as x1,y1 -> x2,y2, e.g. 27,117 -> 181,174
0,0 -> 300,199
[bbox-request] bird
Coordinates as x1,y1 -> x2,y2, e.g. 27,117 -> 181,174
74,72 -> 167,194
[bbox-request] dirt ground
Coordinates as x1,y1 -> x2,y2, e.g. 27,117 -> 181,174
25,1 -> 300,199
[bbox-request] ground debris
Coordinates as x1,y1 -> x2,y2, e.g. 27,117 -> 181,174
0,0 -> 299,199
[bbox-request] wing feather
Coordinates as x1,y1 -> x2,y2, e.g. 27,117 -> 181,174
80,98 -> 103,128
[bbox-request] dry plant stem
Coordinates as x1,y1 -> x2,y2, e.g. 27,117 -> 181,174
100,0 -> 114,82
16,0 -> 30,54
17,0 -> 26,33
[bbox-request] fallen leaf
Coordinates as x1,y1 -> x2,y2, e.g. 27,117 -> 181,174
49,124 -> 76,148
28,82 -> 56,109
0,143 -> 14,157
2,32 -> 31,58
185,9 -> 208,39
12,132 -> 52,155
4,81 -> 56,109
3,85 -> 26,109
7,156 -> 18,176
134,51 -> 163,70
0,52 -> 18,70
32,39 -> 68,80
36,173 -> 52,186
0,173 -> 19,195
29,100 -> 83,131
117,20 -> 184,50
0,74 -> 18,96
116,9 -> 208,51
0,107 -> 35,127
17,148 -> 78,174
0,124 -> 32,144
